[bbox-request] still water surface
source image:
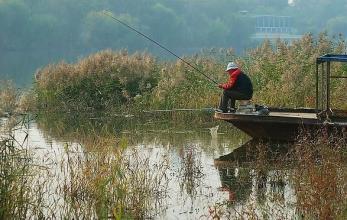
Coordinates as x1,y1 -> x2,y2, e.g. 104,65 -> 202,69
3,114 -> 323,219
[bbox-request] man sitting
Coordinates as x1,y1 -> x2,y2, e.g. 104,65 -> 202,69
218,62 -> 253,113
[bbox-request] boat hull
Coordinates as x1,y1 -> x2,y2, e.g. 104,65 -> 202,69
215,111 -> 347,141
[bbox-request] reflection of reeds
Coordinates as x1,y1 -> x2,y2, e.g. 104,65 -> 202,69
178,147 -> 204,199
61,137 -> 170,219
1,116 -> 170,219
210,131 -> 347,219
292,130 -> 347,219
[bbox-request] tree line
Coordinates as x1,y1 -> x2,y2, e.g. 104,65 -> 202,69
0,0 -> 346,85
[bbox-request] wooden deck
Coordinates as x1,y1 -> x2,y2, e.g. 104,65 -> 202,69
215,111 -> 319,121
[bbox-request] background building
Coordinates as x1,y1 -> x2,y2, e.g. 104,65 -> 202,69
251,15 -> 302,42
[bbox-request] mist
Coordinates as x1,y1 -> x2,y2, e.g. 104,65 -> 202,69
1,0 -> 346,85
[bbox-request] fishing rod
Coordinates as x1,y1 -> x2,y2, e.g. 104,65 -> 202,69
142,107 -> 215,113
102,10 -> 219,85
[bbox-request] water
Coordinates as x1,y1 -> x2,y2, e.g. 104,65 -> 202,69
2,114 -> 346,219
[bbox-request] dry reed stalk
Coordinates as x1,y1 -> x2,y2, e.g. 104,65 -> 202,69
61,136 -> 170,219
0,81 -> 18,114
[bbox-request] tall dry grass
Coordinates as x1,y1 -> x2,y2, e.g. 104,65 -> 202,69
0,115 -> 170,219
292,130 -> 347,219
144,57 -> 222,110
35,50 -> 159,112
244,33 -> 347,108
17,90 -> 37,113
208,131 -> 347,219
0,81 -> 36,115
60,137 -> 169,219
34,34 -> 346,113
0,116 -> 47,219
0,81 -> 18,115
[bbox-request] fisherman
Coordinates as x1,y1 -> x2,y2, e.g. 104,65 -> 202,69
217,62 -> 253,113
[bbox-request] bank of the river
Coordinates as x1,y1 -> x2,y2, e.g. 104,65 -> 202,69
31,34 -> 347,115
0,34 -> 346,117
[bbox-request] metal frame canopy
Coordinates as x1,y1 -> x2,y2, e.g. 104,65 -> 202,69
316,54 -> 347,117
317,54 -> 347,63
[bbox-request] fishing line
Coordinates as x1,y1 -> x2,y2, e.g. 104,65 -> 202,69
102,10 -> 218,85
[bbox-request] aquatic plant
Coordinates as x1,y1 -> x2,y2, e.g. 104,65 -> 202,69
0,116 -> 48,219
17,89 -> 37,113
207,131 -> 347,219
58,135 -> 170,219
142,57 -> 222,110
177,146 -> 205,199
35,50 -> 159,112
0,115 -> 171,219
245,33 -> 347,108
34,34 -> 346,113
292,130 -> 347,219
0,81 -> 36,115
0,81 -> 18,115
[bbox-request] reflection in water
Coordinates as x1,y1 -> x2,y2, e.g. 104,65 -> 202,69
2,113 -> 346,219
218,166 -> 252,203
36,112 -> 247,155
24,113 -> 249,219
215,139 -> 292,166
177,146 -> 205,200
213,136 -> 347,219
213,140 -> 297,219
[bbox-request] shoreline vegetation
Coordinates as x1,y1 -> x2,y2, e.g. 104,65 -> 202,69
33,33 -> 346,114
0,34 -> 346,219
0,34 -> 346,116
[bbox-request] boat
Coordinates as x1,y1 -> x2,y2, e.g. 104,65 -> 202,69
215,54 -> 347,141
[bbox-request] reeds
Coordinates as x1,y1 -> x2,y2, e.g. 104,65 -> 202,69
0,81 -> 18,115
35,50 -> 159,112
292,130 -> 347,219
208,131 -> 347,219
0,81 -> 36,115
178,147 -> 204,199
60,138 -> 170,219
34,34 -> 346,113
245,33 -> 346,108
0,116 -> 47,219
0,115 -> 171,219
17,90 -> 37,113
146,57 -> 222,110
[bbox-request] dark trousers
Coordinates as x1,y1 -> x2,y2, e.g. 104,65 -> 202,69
219,90 -> 251,112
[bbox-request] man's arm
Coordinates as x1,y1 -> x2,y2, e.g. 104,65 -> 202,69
220,70 -> 241,90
